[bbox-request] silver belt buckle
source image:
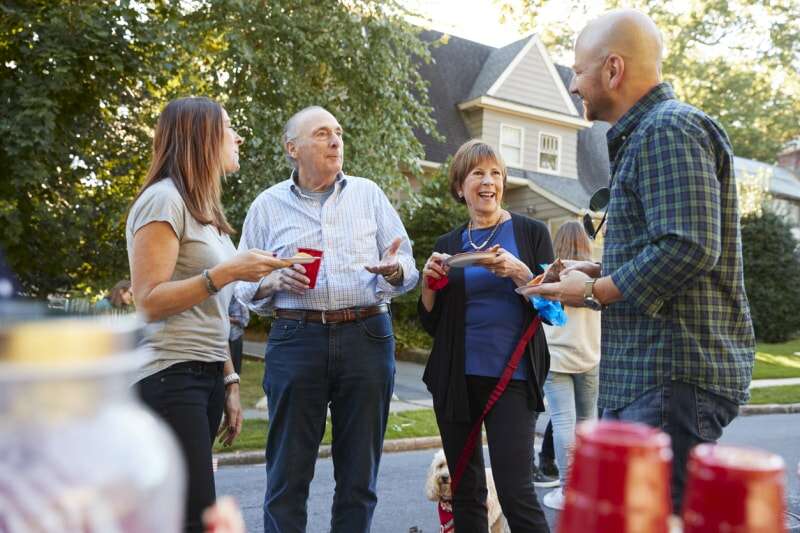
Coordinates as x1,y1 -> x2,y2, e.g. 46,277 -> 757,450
320,310 -> 327,324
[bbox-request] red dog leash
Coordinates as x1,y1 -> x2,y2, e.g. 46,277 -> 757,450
449,316 -> 542,496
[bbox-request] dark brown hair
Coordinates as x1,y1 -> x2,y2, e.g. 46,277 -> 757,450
553,220 -> 593,261
448,140 -> 507,204
130,97 -> 234,234
109,279 -> 132,308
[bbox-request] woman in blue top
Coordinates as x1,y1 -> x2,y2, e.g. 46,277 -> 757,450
419,140 -> 553,532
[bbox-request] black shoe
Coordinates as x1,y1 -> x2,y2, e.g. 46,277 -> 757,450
539,454 -> 560,478
532,463 -> 560,488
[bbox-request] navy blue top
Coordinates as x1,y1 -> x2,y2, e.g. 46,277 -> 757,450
462,220 -> 529,380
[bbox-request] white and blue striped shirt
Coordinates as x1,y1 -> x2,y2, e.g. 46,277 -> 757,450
235,172 -> 419,314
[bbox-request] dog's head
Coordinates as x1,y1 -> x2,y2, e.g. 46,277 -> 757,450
425,449 -> 452,502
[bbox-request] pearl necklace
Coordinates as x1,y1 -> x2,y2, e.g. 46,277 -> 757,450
467,215 -> 504,251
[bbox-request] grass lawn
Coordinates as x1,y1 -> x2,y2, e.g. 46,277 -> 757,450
753,338 -> 800,379
749,385 -> 800,405
214,408 -> 439,454
239,358 -> 266,410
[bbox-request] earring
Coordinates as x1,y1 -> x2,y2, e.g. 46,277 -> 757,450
458,192 -> 463,198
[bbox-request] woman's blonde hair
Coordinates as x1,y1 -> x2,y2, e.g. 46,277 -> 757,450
131,97 -> 234,234
448,139 -> 507,204
553,221 -> 593,261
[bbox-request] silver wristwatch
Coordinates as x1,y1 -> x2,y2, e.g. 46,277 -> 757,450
583,280 -> 604,311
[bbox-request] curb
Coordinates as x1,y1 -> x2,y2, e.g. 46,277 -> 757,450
739,402 -> 800,416
216,436 -> 445,467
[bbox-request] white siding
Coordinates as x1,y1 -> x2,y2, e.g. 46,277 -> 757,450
481,109 -> 578,178
493,43 -> 572,115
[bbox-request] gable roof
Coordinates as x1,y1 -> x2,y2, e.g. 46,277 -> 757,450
415,30 -> 611,211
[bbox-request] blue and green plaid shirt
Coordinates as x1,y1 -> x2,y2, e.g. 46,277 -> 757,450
600,82 -> 755,410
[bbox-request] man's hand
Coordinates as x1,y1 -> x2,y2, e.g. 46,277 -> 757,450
561,260 -> 602,278
263,264 -> 310,296
365,237 -> 403,278
516,269 -> 592,307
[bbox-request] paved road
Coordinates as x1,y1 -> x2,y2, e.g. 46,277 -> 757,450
216,413 -> 800,532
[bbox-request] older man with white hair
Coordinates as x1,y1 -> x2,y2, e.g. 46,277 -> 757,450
521,9 -> 755,511
236,106 -> 418,533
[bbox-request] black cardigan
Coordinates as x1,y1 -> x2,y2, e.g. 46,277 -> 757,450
418,213 -> 554,423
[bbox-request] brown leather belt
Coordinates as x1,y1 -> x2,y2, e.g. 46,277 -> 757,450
273,304 -> 388,324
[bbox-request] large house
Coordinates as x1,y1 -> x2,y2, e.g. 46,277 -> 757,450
413,30 -> 800,244
414,30 -> 610,247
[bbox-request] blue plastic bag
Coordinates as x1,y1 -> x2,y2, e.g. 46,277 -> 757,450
530,263 -> 567,326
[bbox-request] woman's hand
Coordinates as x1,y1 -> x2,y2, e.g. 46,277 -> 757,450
218,383 -> 243,447
476,246 -> 532,286
422,252 -> 451,284
214,249 -> 292,285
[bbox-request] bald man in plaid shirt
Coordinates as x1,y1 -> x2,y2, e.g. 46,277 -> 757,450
521,10 -> 755,511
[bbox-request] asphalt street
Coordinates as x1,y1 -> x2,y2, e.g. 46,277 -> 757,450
216,413 -> 800,532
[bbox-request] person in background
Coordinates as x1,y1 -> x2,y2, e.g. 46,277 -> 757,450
228,296 -> 249,374
540,221 -> 601,510
95,279 -> 134,313
127,96 -> 290,533
520,9 -> 755,511
533,420 -> 560,488
419,139 -> 551,532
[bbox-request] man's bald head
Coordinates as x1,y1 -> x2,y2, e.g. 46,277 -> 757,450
576,9 -> 663,78
569,9 -> 664,123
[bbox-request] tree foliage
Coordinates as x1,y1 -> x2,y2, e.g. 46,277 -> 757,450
495,0 -> 800,162
392,161 -> 467,321
740,211 -> 800,342
1,0 -> 437,297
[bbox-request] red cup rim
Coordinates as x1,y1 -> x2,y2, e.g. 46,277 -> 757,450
689,443 -> 785,474
576,420 -> 672,451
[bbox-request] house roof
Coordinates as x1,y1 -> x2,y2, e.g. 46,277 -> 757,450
416,30 -> 611,211
735,156 -> 800,202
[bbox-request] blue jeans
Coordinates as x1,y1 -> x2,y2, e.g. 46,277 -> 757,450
262,313 -> 395,533
543,366 -> 599,486
602,381 -> 739,512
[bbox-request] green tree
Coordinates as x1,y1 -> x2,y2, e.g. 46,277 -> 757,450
393,161 -> 467,322
1,0 -> 436,297
741,211 -> 800,342
495,0 -> 800,162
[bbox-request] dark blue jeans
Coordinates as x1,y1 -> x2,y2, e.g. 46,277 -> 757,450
602,381 -> 739,512
262,313 -> 395,533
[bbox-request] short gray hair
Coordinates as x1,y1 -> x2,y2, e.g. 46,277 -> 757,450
282,105 -> 328,167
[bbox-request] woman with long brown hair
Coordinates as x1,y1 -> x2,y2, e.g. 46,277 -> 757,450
126,97 -> 289,532
539,221 -> 601,511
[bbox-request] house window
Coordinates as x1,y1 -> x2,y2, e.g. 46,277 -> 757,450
538,133 -> 560,173
500,124 -> 524,167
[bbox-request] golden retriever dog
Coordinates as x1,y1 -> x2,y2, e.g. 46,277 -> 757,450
424,449 -> 509,533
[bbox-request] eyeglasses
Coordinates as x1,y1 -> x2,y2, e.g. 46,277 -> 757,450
583,187 -> 610,240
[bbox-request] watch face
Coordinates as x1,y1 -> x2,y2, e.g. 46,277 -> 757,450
583,297 -> 603,311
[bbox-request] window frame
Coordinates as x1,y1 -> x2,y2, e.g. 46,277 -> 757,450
499,123 -> 525,167
537,132 -> 561,175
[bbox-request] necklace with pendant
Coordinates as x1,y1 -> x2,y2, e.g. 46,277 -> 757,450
467,215 -> 503,251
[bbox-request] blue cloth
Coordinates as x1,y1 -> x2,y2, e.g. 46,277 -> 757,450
602,381 -> 739,512
235,171 -> 419,313
462,220 -> 529,380
227,296 -> 249,341
262,314 -> 395,533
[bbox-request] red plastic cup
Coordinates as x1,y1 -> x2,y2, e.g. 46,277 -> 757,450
559,420 -> 673,533
682,444 -> 786,533
297,248 -> 323,289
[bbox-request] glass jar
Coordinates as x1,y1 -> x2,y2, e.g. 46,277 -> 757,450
0,312 -> 185,532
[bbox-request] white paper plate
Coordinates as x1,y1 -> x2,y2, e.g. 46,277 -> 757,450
446,252 -> 497,268
283,255 -> 320,264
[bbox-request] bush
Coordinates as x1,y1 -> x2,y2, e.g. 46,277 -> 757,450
741,211 -> 800,342
393,159 -> 467,323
